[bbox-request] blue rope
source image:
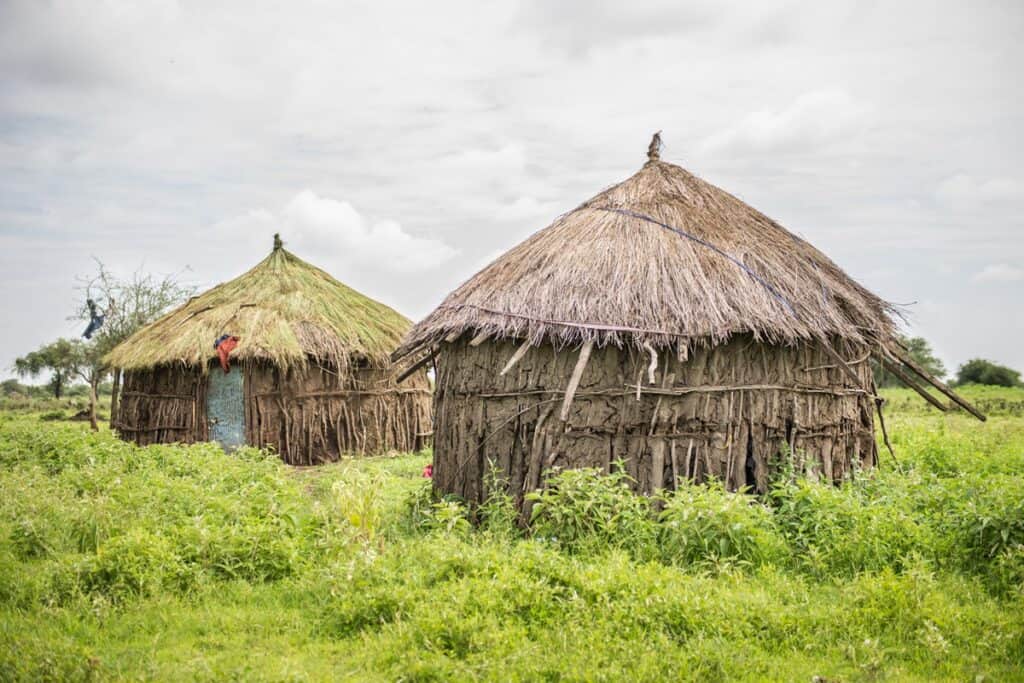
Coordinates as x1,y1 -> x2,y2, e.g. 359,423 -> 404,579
599,207 -> 798,318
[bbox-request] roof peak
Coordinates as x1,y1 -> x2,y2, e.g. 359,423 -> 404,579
273,233 -> 283,251
646,131 -> 663,163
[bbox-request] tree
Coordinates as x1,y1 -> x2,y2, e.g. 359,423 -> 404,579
954,359 -> 1022,387
13,339 -> 80,399
872,335 -> 947,388
72,261 -> 195,430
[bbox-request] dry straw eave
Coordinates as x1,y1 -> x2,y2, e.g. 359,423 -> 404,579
107,239 -> 412,373
397,149 -> 900,360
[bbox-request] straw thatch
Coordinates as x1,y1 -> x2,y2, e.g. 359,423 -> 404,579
109,237 -> 410,374
108,236 -> 431,462
397,153 -> 897,357
399,135 -> 983,510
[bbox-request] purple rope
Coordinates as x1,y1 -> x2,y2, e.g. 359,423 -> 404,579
599,207 -> 798,318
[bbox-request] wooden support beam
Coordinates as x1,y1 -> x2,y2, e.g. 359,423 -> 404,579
879,357 -> 948,412
499,340 -> 532,376
818,340 -> 865,388
890,347 -> 987,422
559,340 -> 594,423
642,342 -> 658,384
469,331 -> 490,347
395,349 -> 436,384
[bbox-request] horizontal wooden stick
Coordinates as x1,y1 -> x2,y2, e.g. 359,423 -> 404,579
112,422 -> 192,432
471,383 -> 870,399
255,388 -> 430,399
627,383 -> 868,397
120,391 -> 195,400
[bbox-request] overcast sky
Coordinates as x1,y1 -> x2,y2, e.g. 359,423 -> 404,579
2,0 -> 1022,382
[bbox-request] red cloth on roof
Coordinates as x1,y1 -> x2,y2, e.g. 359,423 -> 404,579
217,336 -> 240,373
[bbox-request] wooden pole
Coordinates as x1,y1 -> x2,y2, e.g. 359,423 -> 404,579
500,340 -> 532,376
395,349 -> 436,384
818,339 -> 865,388
874,397 -> 900,470
559,340 -> 594,423
889,347 -> 986,422
879,357 -> 948,412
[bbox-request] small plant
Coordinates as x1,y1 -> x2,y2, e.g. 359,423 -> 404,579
478,461 -> 519,540
527,465 -> 656,558
658,479 -> 788,570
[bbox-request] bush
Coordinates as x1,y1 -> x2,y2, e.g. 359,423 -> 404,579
955,359 -> 1022,387
658,479 -> 788,570
770,478 -> 934,577
527,466 -> 656,558
76,530 -> 192,603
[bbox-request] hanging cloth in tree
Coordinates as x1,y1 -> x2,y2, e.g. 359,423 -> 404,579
213,334 -> 240,374
82,299 -> 105,339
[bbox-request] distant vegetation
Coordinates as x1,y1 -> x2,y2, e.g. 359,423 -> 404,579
872,335 -> 946,387
10,262 -> 193,430
954,358 -> 1022,388
0,385 -> 1021,681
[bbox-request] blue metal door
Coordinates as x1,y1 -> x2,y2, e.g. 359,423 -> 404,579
207,366 -> 245,450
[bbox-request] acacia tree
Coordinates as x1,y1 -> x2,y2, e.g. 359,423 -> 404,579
13,339 -> 80,399
72,260 -> 195,430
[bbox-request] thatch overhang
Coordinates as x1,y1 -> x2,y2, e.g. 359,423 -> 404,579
397,135 -> 984,421
398,153 -> 897,359
107,236 -> 412,374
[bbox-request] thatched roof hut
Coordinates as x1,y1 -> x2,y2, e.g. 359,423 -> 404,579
395,134 -> 982,508
108,235 -> 431,463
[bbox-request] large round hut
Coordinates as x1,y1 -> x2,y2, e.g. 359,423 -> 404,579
107,235 -> 431,463
394,135 -> 982,507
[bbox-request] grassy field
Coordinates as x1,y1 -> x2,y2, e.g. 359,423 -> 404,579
0,387 -> 1022,681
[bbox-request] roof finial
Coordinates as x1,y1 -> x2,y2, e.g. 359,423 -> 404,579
273,233 -> 283,251
647,131 -> 663,162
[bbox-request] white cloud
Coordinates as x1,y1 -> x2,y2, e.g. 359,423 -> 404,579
701,88 -> 871,155
935,173 -> 1023,211
440,143 -> 527,175
221,190 -> 457,274
493,196 -> 559,222
973,263 -> 1024,283
2,0 -> 1024,379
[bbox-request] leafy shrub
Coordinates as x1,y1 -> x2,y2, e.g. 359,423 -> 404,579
939,473 -> 1024,590
527,467 -> 656,558
76,530 -> 192,603
770,478 -> 934,577
658,479 -> 788,570
955,358 -> 1021,387
8,519 -> 53,559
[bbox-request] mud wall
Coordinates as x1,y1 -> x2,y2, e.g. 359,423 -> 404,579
116,360 -> 432,463
432,334 -> 876,507
245,362 -> 432,464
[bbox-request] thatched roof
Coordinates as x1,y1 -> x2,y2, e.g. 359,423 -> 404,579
108,237 -> 411,372
397,139 -> 899,359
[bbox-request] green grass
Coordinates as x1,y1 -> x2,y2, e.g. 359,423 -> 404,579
0,387 -> 1022,681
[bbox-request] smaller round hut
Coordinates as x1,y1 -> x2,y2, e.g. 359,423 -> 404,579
394,134 -> 983,509
107,235 -> 431,463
